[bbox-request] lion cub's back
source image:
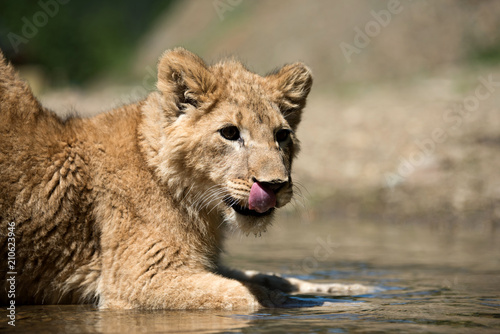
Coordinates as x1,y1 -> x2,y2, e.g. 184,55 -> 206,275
0,54 -> 99,303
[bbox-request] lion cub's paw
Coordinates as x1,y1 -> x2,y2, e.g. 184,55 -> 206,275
243,284 -> 289,308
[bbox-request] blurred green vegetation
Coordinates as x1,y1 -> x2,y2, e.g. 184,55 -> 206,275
468,44 -> 500,66
0,0 -> 177,85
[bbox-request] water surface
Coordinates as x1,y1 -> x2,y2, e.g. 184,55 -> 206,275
2,215 -> 499,333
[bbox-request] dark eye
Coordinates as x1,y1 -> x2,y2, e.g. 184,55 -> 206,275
219,126 -> 240,141
276,129 -> 291,142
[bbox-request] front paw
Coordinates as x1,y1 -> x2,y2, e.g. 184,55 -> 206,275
244,284 -> 288,308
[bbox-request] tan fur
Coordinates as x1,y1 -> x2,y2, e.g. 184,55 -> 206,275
0,48 -> 322,310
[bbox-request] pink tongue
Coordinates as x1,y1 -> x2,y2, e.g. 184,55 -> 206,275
248,182 -> 276,213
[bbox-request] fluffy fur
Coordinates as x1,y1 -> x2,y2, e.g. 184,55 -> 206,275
0,48 -> 366,310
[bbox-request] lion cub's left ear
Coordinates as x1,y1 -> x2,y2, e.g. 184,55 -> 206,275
268,63 -> 313,130
157,47 -> 216,113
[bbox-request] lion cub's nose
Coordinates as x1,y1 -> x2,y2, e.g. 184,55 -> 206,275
262,181 -> 287,193
251,177 -> 288,193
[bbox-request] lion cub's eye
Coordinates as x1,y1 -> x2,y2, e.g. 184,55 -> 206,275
275,129 -> 291,143
219,126 -> 240,141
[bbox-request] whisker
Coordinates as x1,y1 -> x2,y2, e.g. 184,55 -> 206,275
193,186 -> 229,215
204,190 -> 229,214
201,188 -> 226,208
293,180 -> 311,197
292,189 -> 307,210
191,185 -> 222,212
181,184 -> 195,203
290,179 -> 312,223
197,185 -> 221,205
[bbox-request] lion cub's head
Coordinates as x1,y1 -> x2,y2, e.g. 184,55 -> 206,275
140,48 -> 312,235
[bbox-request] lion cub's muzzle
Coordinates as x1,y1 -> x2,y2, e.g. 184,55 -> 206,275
224,179 -> 290,217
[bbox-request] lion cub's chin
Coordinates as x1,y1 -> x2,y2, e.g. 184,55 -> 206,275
223,207 -> 276,236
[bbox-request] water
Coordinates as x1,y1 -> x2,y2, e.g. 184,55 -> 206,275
2,215 -> 499,333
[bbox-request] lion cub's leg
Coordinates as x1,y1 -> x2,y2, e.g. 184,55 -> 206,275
99,270 -> 286,310
219,268 -> 377,295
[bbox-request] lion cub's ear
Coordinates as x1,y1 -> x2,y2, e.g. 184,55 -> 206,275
268,63 -> 313,130
157,48 -> 216,113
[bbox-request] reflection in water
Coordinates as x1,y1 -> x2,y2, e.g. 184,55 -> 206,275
4,305 -> 253,333
2,217 -> 499,333
96,308 -> 251,333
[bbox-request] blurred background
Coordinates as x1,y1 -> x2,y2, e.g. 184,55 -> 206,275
1,0 -> 500,230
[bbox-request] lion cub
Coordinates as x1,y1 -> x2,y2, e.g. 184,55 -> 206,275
0,48 -> 367,309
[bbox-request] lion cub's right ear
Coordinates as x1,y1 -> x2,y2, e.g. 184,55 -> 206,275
157,48 -> 216,113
